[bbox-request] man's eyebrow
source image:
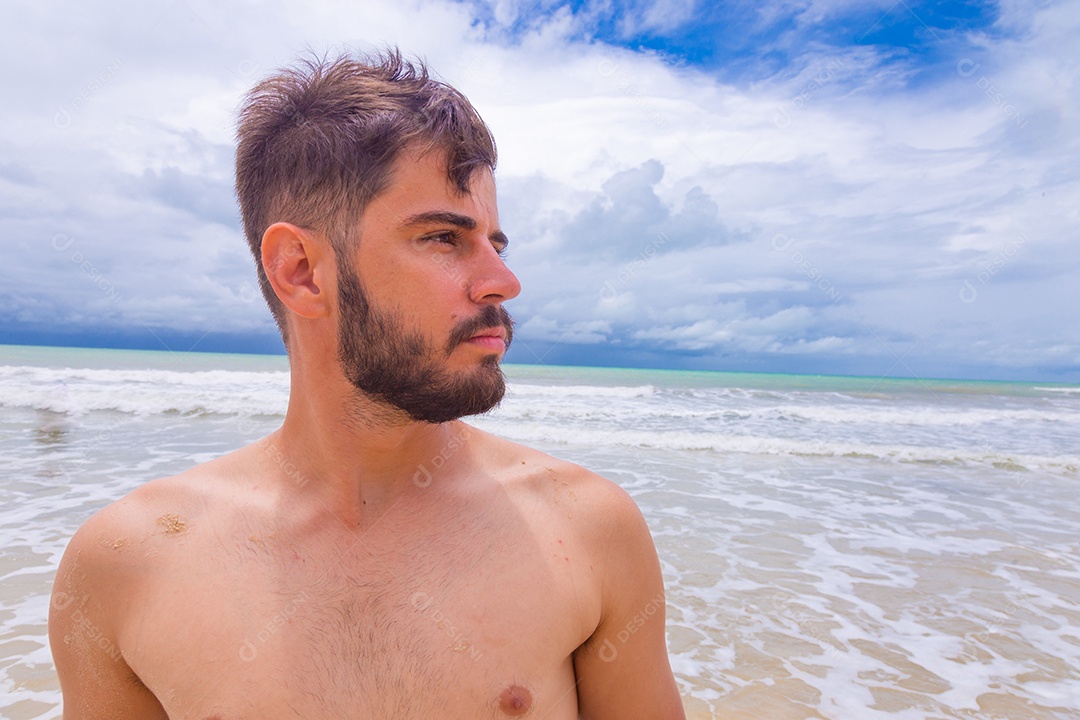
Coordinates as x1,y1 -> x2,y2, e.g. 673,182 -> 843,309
401,211 -> 477,230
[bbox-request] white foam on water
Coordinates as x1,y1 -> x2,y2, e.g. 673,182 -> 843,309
765,403 -> 1079,427
1035,386 -> 1080,394
471,418 -> 1080,476
610,445 -> 1080,719
506,382 -> 657,398
0,364 -> 290,416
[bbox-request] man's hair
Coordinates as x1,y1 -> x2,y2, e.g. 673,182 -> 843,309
235,48 -> 497,341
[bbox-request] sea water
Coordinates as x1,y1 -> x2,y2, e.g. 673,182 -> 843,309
1,344 -> 1078,718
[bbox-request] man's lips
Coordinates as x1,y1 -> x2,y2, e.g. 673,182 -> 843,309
446,305 -> 515,354
466,328 -> 508,351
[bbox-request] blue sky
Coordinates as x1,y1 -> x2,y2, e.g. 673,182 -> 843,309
2,0 -> 1078,381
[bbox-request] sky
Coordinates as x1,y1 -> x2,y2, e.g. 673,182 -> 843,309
2,0 -> 1078,382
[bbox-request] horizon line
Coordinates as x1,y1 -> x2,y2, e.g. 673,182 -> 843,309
1,341 -> 1076,388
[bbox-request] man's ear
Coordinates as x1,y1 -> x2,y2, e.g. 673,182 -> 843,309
261,222 -> 334,319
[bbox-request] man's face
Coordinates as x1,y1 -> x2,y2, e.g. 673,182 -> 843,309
334,148 -> 520,424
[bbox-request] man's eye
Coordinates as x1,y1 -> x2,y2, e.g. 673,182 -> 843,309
427,232 -> 457,246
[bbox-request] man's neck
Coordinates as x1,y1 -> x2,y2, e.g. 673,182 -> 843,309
268,358 -> 469,524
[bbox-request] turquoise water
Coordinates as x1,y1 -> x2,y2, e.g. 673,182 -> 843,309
506,361 -> 1068,397
0,343 -> 291,372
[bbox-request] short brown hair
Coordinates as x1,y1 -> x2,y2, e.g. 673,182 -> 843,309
235,48 -> 497,341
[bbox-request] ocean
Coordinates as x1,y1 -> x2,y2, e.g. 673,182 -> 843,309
1,343 -> 1078,719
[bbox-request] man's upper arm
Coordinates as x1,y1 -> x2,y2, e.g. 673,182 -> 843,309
573,480 -> 686,719
49,503 -> 168,720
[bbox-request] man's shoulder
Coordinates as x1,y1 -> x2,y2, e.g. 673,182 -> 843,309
64,473 -> 191,573
479,430 -> 649,546
50,448 -> 250,717
61,450 -> 248,581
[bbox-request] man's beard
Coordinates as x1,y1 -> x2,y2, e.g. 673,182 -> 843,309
336,265 -> 514,424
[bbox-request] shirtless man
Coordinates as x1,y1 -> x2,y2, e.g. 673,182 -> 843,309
49,49 -> 685,719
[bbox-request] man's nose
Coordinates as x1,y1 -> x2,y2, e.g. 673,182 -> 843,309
469,245 -> 521,304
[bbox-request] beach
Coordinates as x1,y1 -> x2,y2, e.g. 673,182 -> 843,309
1,343 -> 1078,718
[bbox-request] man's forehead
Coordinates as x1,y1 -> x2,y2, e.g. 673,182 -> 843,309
373,149 -> 497,223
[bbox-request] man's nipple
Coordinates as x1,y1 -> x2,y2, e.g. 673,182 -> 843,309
498,684 -> 533,716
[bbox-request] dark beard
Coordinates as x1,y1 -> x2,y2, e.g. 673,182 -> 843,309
336,265 -> 514,424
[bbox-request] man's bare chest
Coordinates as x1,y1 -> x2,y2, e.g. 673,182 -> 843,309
121,508 -> 593,719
